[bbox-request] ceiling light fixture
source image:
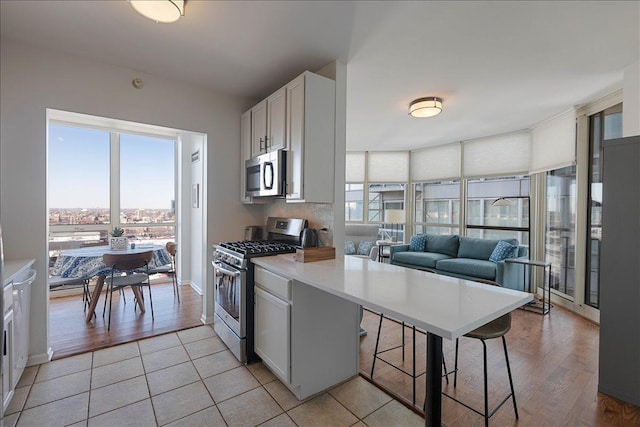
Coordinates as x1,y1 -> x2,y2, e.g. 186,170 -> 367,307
408,97 -> 443,118
130,0 -> 185,23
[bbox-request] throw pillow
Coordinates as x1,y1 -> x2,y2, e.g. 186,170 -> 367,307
344,241 -> 356,255
357,240 -> 375,256
409,234 -> 428,252
426,234 -> 460,257
489,240 -> 518,263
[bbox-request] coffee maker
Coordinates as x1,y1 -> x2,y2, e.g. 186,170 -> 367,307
244,226 -> 264,241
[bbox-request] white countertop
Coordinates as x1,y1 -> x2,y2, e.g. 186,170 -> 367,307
3,258 -> 36,287
253,254 -> 533,340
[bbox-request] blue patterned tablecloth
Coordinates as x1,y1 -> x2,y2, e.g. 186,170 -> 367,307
51,244 -> 172,279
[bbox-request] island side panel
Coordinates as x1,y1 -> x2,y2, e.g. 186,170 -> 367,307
290,279 -> 360,399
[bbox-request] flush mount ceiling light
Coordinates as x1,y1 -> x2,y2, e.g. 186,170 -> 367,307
408,97 -> 443,118
130,0 -> 185,23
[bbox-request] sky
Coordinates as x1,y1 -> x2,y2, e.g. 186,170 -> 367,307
48,124 -> 175,210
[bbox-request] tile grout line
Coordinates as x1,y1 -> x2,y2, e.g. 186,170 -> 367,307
151,332 -> 221,426
12,364 -> 40,427
86,349 -> 94,424
185,338 -> 228,427
139,340 -> 161,427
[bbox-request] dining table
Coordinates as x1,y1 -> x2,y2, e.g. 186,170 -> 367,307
50,244 -> 172,322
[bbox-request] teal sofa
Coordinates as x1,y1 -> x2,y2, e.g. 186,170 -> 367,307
390,234 -> 527,288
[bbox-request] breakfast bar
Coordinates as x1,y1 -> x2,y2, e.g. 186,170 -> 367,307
252,254 -> 533,427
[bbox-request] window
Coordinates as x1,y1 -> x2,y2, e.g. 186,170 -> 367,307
49,125 -> 111,225
414,181 -> 460,235
369,183 -> 405,241
585,103 -> 622,309
466,176 -> 530,245
119,132 -> 176,242
49,123 -> 176,254
545,165 -> 576,298
345,184 -> 364,221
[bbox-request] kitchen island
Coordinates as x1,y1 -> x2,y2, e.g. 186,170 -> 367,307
252,254 -> 532,426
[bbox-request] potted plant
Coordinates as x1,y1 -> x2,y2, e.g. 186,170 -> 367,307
109,227 -> 127,250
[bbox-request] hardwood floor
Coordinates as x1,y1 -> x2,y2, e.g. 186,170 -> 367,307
49,279 -> 203,360
359,306 -> 640,426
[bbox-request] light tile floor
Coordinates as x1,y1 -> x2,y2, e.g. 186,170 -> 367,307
4,326 -> 424,427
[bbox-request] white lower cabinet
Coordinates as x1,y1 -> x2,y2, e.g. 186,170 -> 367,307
3,309 -> 14,413
254,265 -> 359,400
254,287 -> 290,382
12,269 -> 35,388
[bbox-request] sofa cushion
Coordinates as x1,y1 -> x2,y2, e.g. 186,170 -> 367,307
425,234 -> 459,257
409,234 -> 428,252
357,240 -> 375,256
393,251 -> 452,269
344,241 -> 356,255
457,237 -> 519,260
489,240 -> 519,262
436,258 -> 497,280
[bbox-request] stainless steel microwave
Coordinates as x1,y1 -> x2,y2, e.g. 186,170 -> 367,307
245,149 -> 287,197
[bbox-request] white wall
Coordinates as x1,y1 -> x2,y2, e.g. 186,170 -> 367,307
0,39 -> 264,362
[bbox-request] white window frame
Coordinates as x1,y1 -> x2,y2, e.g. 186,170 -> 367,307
48,115 -> 178,240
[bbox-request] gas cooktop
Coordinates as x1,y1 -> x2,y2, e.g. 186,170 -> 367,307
217,240 -> 298,258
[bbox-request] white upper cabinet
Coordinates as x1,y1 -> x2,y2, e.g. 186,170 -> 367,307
251,87 -> 286,157
250,101 -> 267,157
267,88 -> 287,152
242,71 -> 335,203
285,72 -> 335,203
240,110 -> 252,204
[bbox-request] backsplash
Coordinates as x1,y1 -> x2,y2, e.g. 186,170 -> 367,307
264,200 -> 334,246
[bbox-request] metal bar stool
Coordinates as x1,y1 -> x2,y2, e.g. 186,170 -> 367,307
370,313 -> 449,406
442,278 -> 519,426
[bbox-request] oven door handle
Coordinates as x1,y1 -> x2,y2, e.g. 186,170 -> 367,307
213,262 -> 242,277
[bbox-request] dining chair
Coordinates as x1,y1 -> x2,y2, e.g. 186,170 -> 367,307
147,242 -> 179,302
102,251 -> 154,331
442,278 -> 518,426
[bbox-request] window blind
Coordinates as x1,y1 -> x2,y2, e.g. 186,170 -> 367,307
530,109 -> 576,174
345,152 -> 365,182
462,131 -> 531,178
411,143 -> 461,182
368,151 -> 409,182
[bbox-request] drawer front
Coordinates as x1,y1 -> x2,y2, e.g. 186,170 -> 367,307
254,266 -> 291,301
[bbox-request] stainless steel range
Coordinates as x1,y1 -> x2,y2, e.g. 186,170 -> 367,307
213,217 -> 307,363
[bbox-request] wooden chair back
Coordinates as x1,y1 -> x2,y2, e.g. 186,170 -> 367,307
166,242 -> 177,256
103,251 -> 152,272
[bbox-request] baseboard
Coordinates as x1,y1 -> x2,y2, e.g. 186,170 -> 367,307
201,313 -> 214,324
28,347 -> 54,366
598,384 -> 640,407
186,281 -> 202,295
49,287 -> 84,298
